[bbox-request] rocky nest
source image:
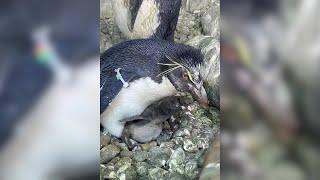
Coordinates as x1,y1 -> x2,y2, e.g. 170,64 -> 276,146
100,95 -> 219,180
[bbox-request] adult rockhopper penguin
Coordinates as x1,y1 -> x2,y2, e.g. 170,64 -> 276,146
111,0 -> 181,41
100,39 -> 208,138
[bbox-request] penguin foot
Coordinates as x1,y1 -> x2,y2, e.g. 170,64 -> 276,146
168,118 -> 178,132
121,133 -> 139,150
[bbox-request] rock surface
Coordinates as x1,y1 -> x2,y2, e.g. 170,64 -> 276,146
186,36 -> 220,107
201,1 -> 220,37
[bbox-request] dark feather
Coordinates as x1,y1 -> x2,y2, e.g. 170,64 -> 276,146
152,0 -> 182,41
128,0 -> 143,31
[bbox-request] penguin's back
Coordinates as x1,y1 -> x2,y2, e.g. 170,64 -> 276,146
100,39 -> 201,74
100,39 -> 201,113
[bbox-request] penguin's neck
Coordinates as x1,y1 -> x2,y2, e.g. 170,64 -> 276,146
101,76 -> 177,137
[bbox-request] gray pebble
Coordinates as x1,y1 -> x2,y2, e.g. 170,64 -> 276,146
100,144 -> 120,164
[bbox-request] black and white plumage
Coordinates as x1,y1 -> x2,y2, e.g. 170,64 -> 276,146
100,39 -> 208,137
121,96 -> 180,144
112,0 -> 181,41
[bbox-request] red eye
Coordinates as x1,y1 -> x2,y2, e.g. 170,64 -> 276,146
182,72 -> 189,80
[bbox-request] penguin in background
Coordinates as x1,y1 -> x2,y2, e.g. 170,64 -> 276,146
111,0 -> 182,41
100,39 -> 208,138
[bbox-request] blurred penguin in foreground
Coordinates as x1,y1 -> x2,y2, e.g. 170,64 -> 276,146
222,0 -> 320,179
0,0 -> 99,179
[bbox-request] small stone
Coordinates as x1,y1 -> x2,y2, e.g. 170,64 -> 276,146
149,167 -> 169,180
138,176 -> 151,180
117,166 -> 137,180
114,142 -> 129,151
200,128 -> 214,140
160,142 -> 175,149
168,148 -> 186,167
100,144 -> 120,164
173,137 -> 185,146
185,160 -> 199,179
167,173 -> 187,180
199,117 -> 213,126
168,148 -> 186,174
100,165 -> 107,180
188,103 -> 200,113
157,131 -> 172,145
114,157 -> 133,169
148,147 -> 171,168
110,137 -> 121,144
174,128 -> 191,137
120,150 -> 134,158
191,128 -> 201,136
162,121 -> 171,130
104,165 -> 117,179
105,170 -> 117,179
133,151 -> 149,162
108,156 -> 120,165
183,139 -> 198,153
141,141 -> 157,151
194,108 -> 207,119
179,116 -> 191,128
100,134 -> 111,147
114,157 -> 134,179
135,162 -> 151,176
196,137 -> 211,150
179,94 -> 194,105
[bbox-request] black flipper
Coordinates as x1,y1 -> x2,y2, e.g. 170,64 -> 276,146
128,0 -> 143,32
120,115 -> 145,123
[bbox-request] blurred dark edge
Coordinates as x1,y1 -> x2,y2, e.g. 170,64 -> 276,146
0,0 -> 99,179
221,0 -> 320,179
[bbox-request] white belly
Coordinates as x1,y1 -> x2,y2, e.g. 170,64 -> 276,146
101,77 -> 177,137
112,0 -> 160,39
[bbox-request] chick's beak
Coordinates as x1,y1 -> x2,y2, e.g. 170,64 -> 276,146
189,84 -> 209,108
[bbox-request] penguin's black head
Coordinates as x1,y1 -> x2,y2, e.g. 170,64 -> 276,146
160,50 -> 209,107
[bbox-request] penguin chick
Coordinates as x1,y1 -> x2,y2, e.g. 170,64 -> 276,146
121,96 -> 181,146
111,0 -> 181,41
100,39 -> 208,138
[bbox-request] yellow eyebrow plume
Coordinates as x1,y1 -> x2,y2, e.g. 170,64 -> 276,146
157,55 -> 195,83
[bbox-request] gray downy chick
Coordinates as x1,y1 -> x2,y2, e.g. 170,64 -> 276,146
121,96 -> 181,147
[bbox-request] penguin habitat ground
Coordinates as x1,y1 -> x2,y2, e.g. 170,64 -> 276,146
100,0 -> 220,179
